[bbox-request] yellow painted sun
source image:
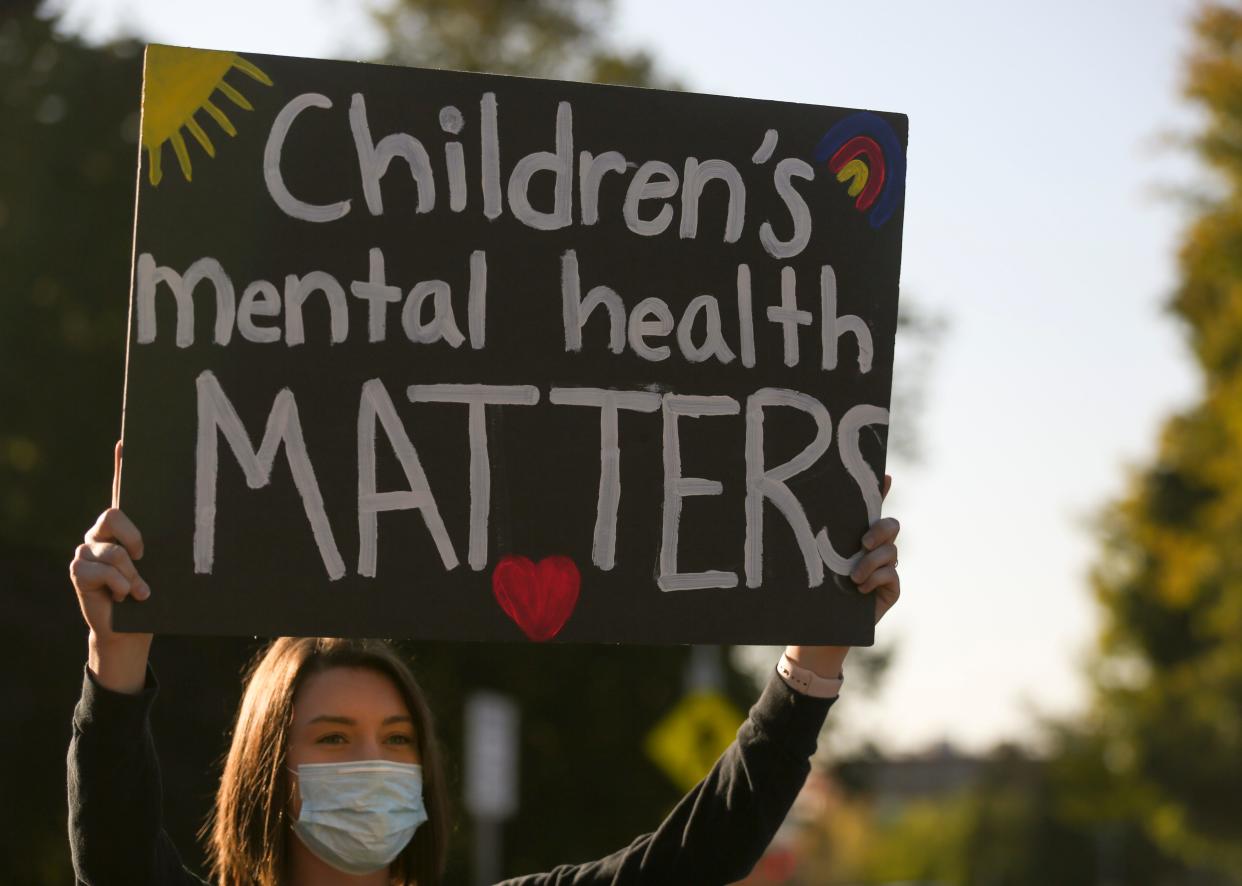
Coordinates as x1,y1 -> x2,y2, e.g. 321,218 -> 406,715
141,45 -> 272,186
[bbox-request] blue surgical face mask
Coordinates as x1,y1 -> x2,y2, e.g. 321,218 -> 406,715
290,760 -> 428,875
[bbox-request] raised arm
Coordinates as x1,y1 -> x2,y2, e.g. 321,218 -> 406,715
786,478 -> 900,683
70,443 -> 152,692
66,442 -> 200,884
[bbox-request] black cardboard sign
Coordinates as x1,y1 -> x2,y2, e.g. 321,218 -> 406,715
115,44 -> 908,644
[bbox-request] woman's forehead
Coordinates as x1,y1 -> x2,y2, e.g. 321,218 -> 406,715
292,665 -> 412,722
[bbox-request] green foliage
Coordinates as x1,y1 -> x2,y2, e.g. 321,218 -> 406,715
831,748 -> 1102,886
0,8 -> 141,551
375,0 -> 671,87
1081,2 -> 1242,877
851,796 -> 972,884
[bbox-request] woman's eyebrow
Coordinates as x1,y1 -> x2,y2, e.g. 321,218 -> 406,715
307,714 -> 356,726
304,714 -> 413,726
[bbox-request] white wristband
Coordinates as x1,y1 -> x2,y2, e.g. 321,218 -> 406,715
776,653 -> 843,699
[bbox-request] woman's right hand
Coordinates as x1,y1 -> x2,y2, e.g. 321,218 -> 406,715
69,442 -> 153,693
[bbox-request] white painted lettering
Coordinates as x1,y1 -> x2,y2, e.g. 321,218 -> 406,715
408,385 -> 541,570
759,158 -> 814,259
676,294 -> 736,364
623,160 -> 678,237
357,378 -> 459,576
579,150 -> 627,225
628,297 -> 674,361
548,387 -> 661,570
744,388 -> 831,588
480,92 -> 502,220
350,92 -> 436,215
561,250 -> 625,354
766,266 -> 812,367
816,404 -> 888,575
263,93 -> 351,223
468,250 -> 487,349
237,280 -> 281,344
659,394 -> 740,591
439,105 -> 467,212
283,270 -> 349,345
136,253 -> 235,348
821,265 -> 874,373
680,157 -> 745,242
350,248 -> 402,342
507,101 -> 573,231
736,264 -> 756,369
194,370 -> 344,579
402,280 -> 465,347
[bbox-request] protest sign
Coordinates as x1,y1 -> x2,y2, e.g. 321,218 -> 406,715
115,45 -> 908,644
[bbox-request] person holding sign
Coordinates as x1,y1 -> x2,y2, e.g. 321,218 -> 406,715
67,444 -> 902,885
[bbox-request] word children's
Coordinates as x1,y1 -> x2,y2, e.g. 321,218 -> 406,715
118,45 -> 908,644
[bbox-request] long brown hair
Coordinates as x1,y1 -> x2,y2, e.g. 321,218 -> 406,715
203,638 -> 449,885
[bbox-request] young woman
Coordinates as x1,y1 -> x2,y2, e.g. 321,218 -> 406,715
68,447 -> 902,885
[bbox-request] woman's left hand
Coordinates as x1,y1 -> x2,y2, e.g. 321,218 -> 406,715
783,474 -> 900,679
852,474 -> 900,625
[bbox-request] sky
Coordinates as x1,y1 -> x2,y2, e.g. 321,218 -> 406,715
47,0 -> 1206,754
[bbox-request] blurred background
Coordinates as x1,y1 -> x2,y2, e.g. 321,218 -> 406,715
3,0 -> 1241,882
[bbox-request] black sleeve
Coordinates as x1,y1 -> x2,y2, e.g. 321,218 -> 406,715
66,665 -> 205,886
497,671 -> 835,886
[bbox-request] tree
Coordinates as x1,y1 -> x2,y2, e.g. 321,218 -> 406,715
831,6 -> 1242,882
1082,2 -> 1242,877
0,2 -> 141,552
375,0 -> 668,87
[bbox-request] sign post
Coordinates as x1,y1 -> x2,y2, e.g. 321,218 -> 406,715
464,691 -> 520,886
646,647 -> 744,792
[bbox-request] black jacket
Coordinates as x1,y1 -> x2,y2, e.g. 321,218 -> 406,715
68,665 -> 834,885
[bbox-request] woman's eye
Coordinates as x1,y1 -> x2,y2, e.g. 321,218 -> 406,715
315,733 -> 347,745
386,733 -> 415,745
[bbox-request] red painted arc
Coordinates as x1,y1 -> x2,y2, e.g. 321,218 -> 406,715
828,135 -> 886,212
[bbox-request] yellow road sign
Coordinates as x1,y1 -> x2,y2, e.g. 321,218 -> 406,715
645,691 -> 745,793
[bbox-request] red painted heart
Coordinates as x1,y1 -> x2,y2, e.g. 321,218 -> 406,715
491,555 -> 580,642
